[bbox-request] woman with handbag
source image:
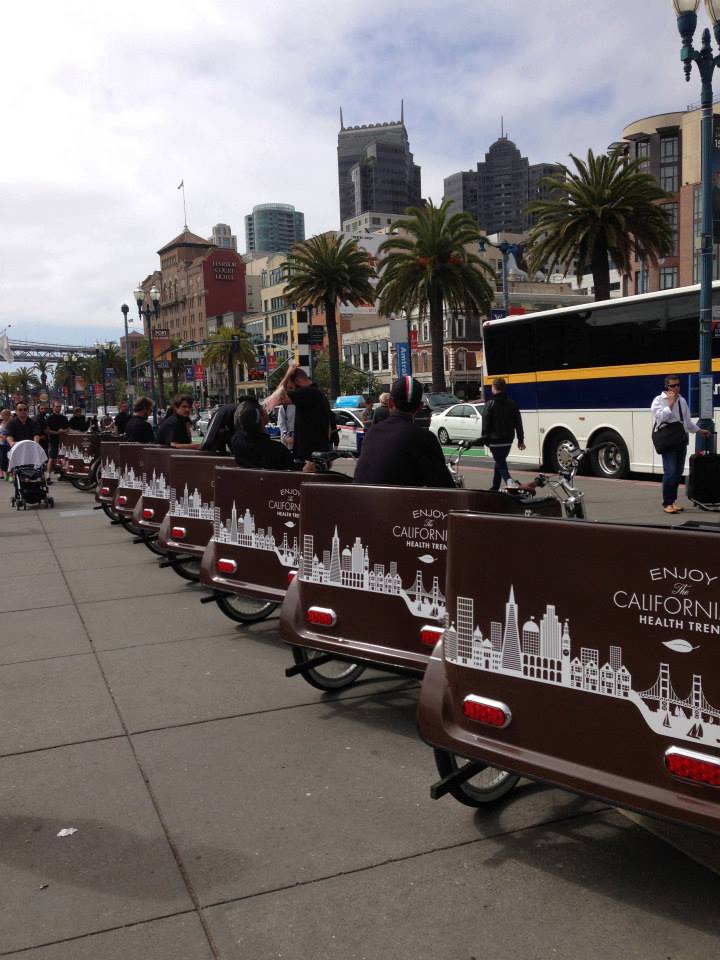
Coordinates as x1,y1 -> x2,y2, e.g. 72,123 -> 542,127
651,375 -> 711,514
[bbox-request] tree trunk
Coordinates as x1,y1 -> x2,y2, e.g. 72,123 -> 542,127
157,366 -> 166,409
172,369 -> 179,395
591,246 -> 611,301
325,297 -> 341,402
227,353 -> 236,401
429,286 -> 446,392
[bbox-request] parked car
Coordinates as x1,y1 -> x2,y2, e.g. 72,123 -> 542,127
429,401 -> 486,444
414,391 -> 461,429
332,407 -> 366,452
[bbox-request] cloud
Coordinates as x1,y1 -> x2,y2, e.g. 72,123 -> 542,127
0,0 -> 698,345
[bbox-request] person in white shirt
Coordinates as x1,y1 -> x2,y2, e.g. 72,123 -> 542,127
651,375 -> 711,514
278,403 -> 296,449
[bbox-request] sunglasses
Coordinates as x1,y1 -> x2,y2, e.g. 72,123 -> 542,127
16,407 -> 28,411
667,383 -> 680,389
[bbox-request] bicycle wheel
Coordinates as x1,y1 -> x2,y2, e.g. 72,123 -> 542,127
433,749 -> 519,807
291,645 -> 366,691
70,475 -> 97,491
119,516 -> 144,536
141,531 -> 167,556
216,593 -> 278,624
168,556 -> 201,581
101,502 -> 120,521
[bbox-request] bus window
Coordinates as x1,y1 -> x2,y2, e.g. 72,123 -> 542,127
483,319 -> 535,376
535,314 -> 590,370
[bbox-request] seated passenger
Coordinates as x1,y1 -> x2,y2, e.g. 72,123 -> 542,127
156,395 -> 195,448
200,402 -> 238,454
353,377 -> 455,488
231,399 -> 295,471
124,397 -> 155,443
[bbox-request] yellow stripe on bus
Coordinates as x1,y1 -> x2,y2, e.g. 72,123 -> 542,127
488,358 -> 720,385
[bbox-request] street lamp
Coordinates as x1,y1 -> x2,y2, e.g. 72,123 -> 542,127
478,236 -> 511,315
673,0 -> 720,450
134,283 -> 161,427
120,303 -> 133,397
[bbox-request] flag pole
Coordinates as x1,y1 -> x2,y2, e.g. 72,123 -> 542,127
177,179 -> 188,229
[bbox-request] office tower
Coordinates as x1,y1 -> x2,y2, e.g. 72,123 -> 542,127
244,204 -> 305,254
210,223 -> 237,250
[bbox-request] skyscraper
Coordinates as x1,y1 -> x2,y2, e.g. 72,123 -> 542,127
337,105 -> 422,228
210,223 -> 237,250
244,204 -> 305,254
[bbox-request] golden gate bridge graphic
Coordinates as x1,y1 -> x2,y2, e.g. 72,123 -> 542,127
445,585 -> 720,749
212,502 -> 299,567
299,526 -> 444,619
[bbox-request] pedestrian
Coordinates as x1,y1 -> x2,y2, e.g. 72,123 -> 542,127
651,375 -> 711,514
124,397 -> 155,443
6,402 -> 41,446
372,392 -> 390,425
0,408 -> 11,480
35,403 -> 49,457
155,395 -> 195,448
114,400 -> 131,435
277,364 -> 331,462
68,407 -> 88,431
482,377 -> 525,491
360,396 -> 374,426
45,400 -> 69,481
278,402 -> 296,450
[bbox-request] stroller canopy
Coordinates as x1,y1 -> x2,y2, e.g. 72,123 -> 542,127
8,439 -> 48,471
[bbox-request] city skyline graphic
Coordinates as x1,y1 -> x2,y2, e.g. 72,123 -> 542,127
143,468 -> 170,499
170,483 -> 214,520
101,456 -> 119,480
213,501 -> 299,567
446,585 -> 720,748
59,443 -> 94,465
299,526 -> 444,620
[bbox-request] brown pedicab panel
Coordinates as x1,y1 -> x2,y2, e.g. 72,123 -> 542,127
200,467 -> 350,602
58,432 -> 100,478
112,444 -> 157,518
96,440 -> 126,505
157,455 -> 232,556
279,485 -> 562,675
131,447 -> 198,533
418,512 -> 720,833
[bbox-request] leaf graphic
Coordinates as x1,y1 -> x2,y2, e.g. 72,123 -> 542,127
662,638 -> 698,653
418,554 -> 435,564
284,521 -> 295,528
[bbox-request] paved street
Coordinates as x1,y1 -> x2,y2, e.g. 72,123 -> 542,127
1,472 -> 719,959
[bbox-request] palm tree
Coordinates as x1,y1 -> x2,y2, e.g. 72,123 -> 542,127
0,371 -> 17,406
202,327 -> 255,402
33,359 -> 54,394
527,148 -> 673,301
282,233 -> 376,401
376,200 -> 495,392
13,366 -> 40,402
169,338 -> 187,396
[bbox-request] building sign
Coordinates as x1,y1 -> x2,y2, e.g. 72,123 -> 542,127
184,366 -> 195,383
490,309 -> 506,321
193,363 -> 204,382
153,328 -> 171,369
395,342 -> 411,377
213,259 -> 237,281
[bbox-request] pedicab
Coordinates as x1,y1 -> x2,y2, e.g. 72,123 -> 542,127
199,464 -> 350,625
131,446 -> 199,556
156,454 -> 232,581
417,510 -> 720,833
112,443 -> 158,534
279,481 -> 562,691
57,431 -> 101,490
95,440 -> 126,521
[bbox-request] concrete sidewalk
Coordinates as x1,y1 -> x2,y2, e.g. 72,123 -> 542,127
0,477 -> 719,959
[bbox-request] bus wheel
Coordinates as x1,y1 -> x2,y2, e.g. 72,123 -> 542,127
544,430 -> 577,473
590,430 -> 629,479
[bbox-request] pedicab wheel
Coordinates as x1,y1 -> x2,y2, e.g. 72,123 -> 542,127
169,556 -> 201,581
432,749 -> 520,807
291,646 -> 367,691
101,502 -> 120,521
70,475 -> 96,491
216,593 -> 278,624
47,497 -> 55,508
141,532 -> 166,556
119,516 -> 143,536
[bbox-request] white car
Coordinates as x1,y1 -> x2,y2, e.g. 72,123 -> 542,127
332,407 -> 366,453
429,402 -> 486,445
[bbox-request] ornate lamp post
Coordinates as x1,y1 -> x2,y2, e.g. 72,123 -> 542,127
673,0 -> 720,449
133,284 -> 161,427
478,236 -> 511,315
120,303 -> 133,397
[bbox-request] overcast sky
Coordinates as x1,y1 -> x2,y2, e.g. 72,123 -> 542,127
0,0 -> 697,348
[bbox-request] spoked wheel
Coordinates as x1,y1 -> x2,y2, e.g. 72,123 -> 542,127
433,749 -> 520,807
70,475 -> 97,491
437,427 -> 450,444
216,593 -> 279,624
168,556 -> 202,581
141,531 -> 167,556
291,645 -> 366,691
101,502 -> 120,521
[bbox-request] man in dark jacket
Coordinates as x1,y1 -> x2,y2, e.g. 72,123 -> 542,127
156,396 -> 195,447
353,377 -> 454,488
6,403 -> 41,445
114,400 -> 131,435
482,377 -> 525,491
124,397 -> 155,443
280,365 -> 331,462
231,399 -> 295,471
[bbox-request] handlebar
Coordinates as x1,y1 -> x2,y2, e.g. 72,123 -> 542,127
307,450 -> 357,465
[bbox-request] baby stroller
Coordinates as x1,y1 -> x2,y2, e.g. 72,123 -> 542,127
8,440 -> 54,510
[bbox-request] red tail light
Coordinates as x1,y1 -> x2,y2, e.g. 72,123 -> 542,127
420,625 -> 444,646
67,464 -> 74,472
463,695 -> 512,729
665,746 -> 720,787
306,606 -> 337,627
287,570 -> 297,584
216,558 -> 237,574
171,526 -> 187,540
117,495 -> 127,506
142,508 -> 155,520
100,486 -> 110,495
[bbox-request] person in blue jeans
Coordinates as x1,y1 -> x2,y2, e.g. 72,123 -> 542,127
651,375 -> 711,514
483,378 -> 525,490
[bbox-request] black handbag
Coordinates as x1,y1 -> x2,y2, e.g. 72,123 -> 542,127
652,417 -> 687,454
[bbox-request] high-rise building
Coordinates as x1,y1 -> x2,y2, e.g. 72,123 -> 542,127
337,105 -> 422,227
443,136 -> 563,234
210,223 -> 237,251
244,204 -> 305,254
